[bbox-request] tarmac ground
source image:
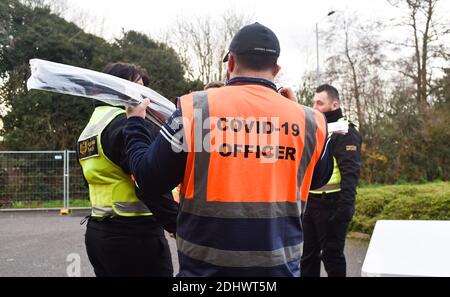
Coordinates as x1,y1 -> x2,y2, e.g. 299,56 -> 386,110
0,210 -> 369,277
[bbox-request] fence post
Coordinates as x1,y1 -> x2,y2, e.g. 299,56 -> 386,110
66,150 -> 70,209
60,150 -> 70,215
63,150 -> 67,209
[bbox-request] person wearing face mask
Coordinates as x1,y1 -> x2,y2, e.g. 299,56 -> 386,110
77,62 -> 178,277
301,84 -> 362,277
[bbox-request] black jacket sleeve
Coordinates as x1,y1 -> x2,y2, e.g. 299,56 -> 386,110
310,111 -> 334,190
101,114 -> 179,233
123,108 -> 187,197
101,114 -> 134,172
332,125 -> 362,208
310,136 -> 334,190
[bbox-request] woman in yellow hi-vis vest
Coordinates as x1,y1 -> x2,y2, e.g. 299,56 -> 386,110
78,62 -> 178,277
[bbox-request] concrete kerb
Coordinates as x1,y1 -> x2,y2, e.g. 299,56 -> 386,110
0,207 -> 91,216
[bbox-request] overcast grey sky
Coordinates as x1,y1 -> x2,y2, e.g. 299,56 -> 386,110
64,0 -> 450,86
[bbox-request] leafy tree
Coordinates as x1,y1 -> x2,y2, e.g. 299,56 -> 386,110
0,1 -> 116,150
361,71 -> 449,183
111,30 -> 202,101
0,1 -> 196,150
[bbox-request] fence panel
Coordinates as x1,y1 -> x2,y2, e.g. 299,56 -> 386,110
68,151 -> 89,208
0,151 -> 65,208
0,151 -> 90,209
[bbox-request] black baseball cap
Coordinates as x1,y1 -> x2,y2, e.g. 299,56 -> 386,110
223,22 -> 280,62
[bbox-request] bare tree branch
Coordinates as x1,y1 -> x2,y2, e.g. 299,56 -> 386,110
167,10 -> 252,84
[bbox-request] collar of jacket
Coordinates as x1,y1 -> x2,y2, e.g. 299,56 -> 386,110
226,77 -> 278,92
324,108 -> 344,123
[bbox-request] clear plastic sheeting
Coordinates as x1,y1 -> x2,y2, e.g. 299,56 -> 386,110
26,59 -> 176,127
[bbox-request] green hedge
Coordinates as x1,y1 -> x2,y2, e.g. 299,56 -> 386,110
350,182 -> 450,234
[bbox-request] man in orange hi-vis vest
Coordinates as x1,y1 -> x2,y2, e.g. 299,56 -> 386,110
123,22 -> 333,277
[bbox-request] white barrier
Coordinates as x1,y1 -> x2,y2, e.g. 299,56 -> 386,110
362,220 -> 450,277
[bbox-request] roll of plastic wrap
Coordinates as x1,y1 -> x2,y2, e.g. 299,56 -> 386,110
27,59 -> 176,127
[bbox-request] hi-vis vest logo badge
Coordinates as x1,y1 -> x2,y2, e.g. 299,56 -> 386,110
346,145 -> 357,152
78,136 -> 99,160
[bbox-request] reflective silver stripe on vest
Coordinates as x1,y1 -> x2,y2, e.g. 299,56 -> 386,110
91,206 -> 114,216
79,108 -> 122,140
177,236 -> 302,268
310,183 -> 341,193
181,194 -> 299,219
297,107 -> 318,195
180,91 -> 300,219
113,201 -> 150,214
92,202 -> 150,216
193,91 -> 210,202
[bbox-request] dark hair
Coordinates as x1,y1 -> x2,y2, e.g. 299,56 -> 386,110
102,62 -> 149,86
204,81 -> 225,90
316,84 -> 340,101
233,53 -> 278,71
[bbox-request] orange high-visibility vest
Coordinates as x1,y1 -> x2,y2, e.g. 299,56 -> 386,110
180,85 -> 327,204
175,84 -> 327,276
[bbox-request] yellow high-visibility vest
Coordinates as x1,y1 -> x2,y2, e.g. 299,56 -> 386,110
309,156 -> 341,194
78,106 -> 152,217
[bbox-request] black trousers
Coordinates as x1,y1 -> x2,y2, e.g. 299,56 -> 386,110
85,220 -> 173,277
301,198 -> 353,277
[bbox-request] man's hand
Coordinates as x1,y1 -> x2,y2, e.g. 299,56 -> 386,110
278,87 -> 298,103
126,98 -> 150,119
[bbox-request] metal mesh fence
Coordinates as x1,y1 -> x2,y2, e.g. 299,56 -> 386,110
0,151 -> 89,209
68,151 -> 89,207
